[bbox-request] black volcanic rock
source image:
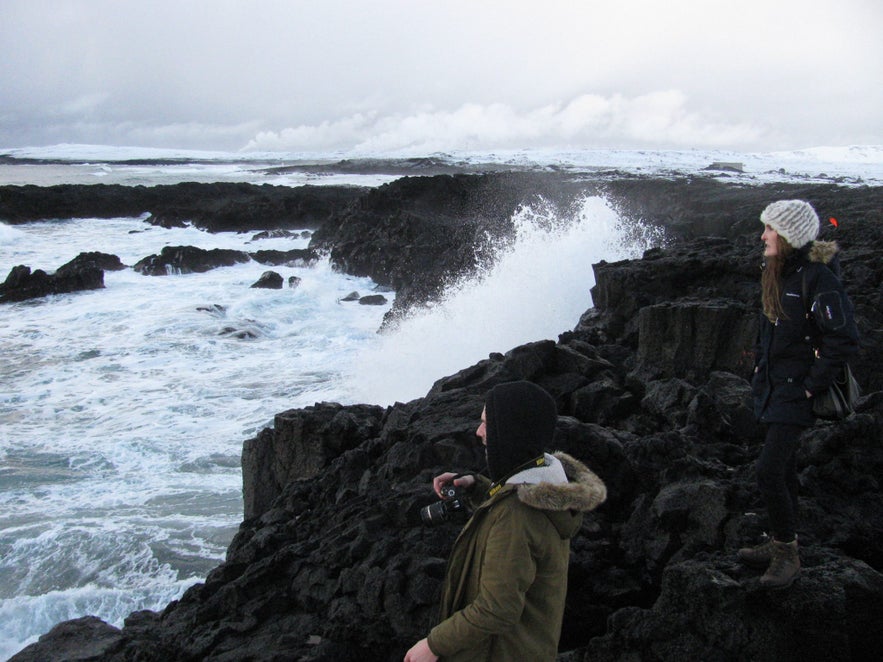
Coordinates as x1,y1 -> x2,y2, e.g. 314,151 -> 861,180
250,271 -> 283,289
9,176 -> 883,662
57,251 -> 127,274
249,248 -> 319,267
133,245 -> 251,275
132,246 -> 320,277
0,263 -> 104,303
599,178 -> 882,240
574,554 -> 883,662
8,616 -> 124,662
0,182 -> 364,231
250,229 -> 306,241
241,403 -> 386,520
358,294 -> 388,305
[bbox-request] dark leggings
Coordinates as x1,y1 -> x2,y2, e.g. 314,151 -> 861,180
756,423 -> 806,542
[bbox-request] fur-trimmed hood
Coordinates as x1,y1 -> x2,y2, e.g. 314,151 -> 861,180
515,451 -> 607,514
808,240 -> 839,265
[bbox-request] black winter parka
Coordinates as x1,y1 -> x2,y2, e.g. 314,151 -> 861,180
752,241 -> 859,426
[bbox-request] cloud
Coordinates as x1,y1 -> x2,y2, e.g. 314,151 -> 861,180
124,120 -> 265,149
1,0 -> 878,152
56,93 -> 111,117
243,91 -> 765,154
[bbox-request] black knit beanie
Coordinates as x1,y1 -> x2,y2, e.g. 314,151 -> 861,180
484,381 -> 557,482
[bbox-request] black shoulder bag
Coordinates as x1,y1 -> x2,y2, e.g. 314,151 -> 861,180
802,272 -> 860,420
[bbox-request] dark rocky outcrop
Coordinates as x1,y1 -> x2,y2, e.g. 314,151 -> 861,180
133,246 -> 251,275
56,251 -> 127,274
241,403 -> 386,520
0,263 -> 104,303
9,176 -> 883,662
12,616 -> 124,661
130,246 -> 318,277
250,248 -> 319,267
336,291 -> 391,306
0,251 -> 124,303
357,294 -> 388,306
250,271 -> 283,289
131,246 -> 318,277
0,182 -> 365,231
250,229 -> 310,241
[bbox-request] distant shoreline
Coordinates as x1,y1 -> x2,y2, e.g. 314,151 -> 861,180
2,145 -> 882,188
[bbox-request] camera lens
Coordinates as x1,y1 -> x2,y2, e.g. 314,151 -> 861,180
420,501 -> 447,525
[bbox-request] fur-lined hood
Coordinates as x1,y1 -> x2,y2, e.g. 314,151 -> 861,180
808,240 -> 839,265
515,451 -> 607,514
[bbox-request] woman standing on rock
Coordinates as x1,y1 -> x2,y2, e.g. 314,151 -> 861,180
739,200 -> 859,588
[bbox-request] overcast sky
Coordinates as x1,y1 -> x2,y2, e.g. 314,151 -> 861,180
1,0 -> 880,154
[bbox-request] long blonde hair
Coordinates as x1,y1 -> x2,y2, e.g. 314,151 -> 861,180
761,235 -> 794,323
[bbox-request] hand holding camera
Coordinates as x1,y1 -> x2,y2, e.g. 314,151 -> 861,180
421,473 -> 475,526
432,472 -> 475,497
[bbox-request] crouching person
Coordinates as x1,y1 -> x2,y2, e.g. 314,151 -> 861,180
404,381 -> 607,662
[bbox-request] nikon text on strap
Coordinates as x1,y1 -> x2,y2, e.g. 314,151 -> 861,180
487,455 -> 548,498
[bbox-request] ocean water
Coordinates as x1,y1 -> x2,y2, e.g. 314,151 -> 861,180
0,144 -> 877,657
0,216 -> 399,657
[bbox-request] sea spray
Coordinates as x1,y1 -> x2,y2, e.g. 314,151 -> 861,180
348,195 -> 667,405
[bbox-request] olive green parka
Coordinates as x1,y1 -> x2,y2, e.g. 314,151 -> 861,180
426,452 -> 606,661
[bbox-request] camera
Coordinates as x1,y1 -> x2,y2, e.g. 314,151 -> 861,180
420,483 -> 467,526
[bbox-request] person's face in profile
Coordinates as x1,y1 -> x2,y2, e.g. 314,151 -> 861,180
762,224 -> 780,257
476,406 -> 488,462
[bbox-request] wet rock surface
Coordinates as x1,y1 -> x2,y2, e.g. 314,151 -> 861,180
133,245 -> 251,275
0,262 -> 104,303
0,182 -> 364,231
8,174 -> 883,661
250,271 -> 284,289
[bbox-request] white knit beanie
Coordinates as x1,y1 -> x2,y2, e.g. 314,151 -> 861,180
759,200 -> 820,249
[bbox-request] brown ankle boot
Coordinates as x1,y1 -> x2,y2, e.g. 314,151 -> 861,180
737,535 -> 775,568
760,538 -> 800,589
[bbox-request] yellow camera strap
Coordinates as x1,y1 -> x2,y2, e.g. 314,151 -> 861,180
487,454 -> 548,498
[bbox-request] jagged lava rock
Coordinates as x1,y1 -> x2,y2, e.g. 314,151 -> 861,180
9,176 -> 883,661
250,271 -> 284,289
0,182 -> 364,230
133,245 -> 251,275
0,263 -> 104,303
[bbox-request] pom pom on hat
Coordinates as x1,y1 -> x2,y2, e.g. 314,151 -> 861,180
760,200 -> 820,249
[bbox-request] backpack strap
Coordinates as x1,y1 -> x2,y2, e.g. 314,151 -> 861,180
801,270 -> 810,318
802,269 -> 826,360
